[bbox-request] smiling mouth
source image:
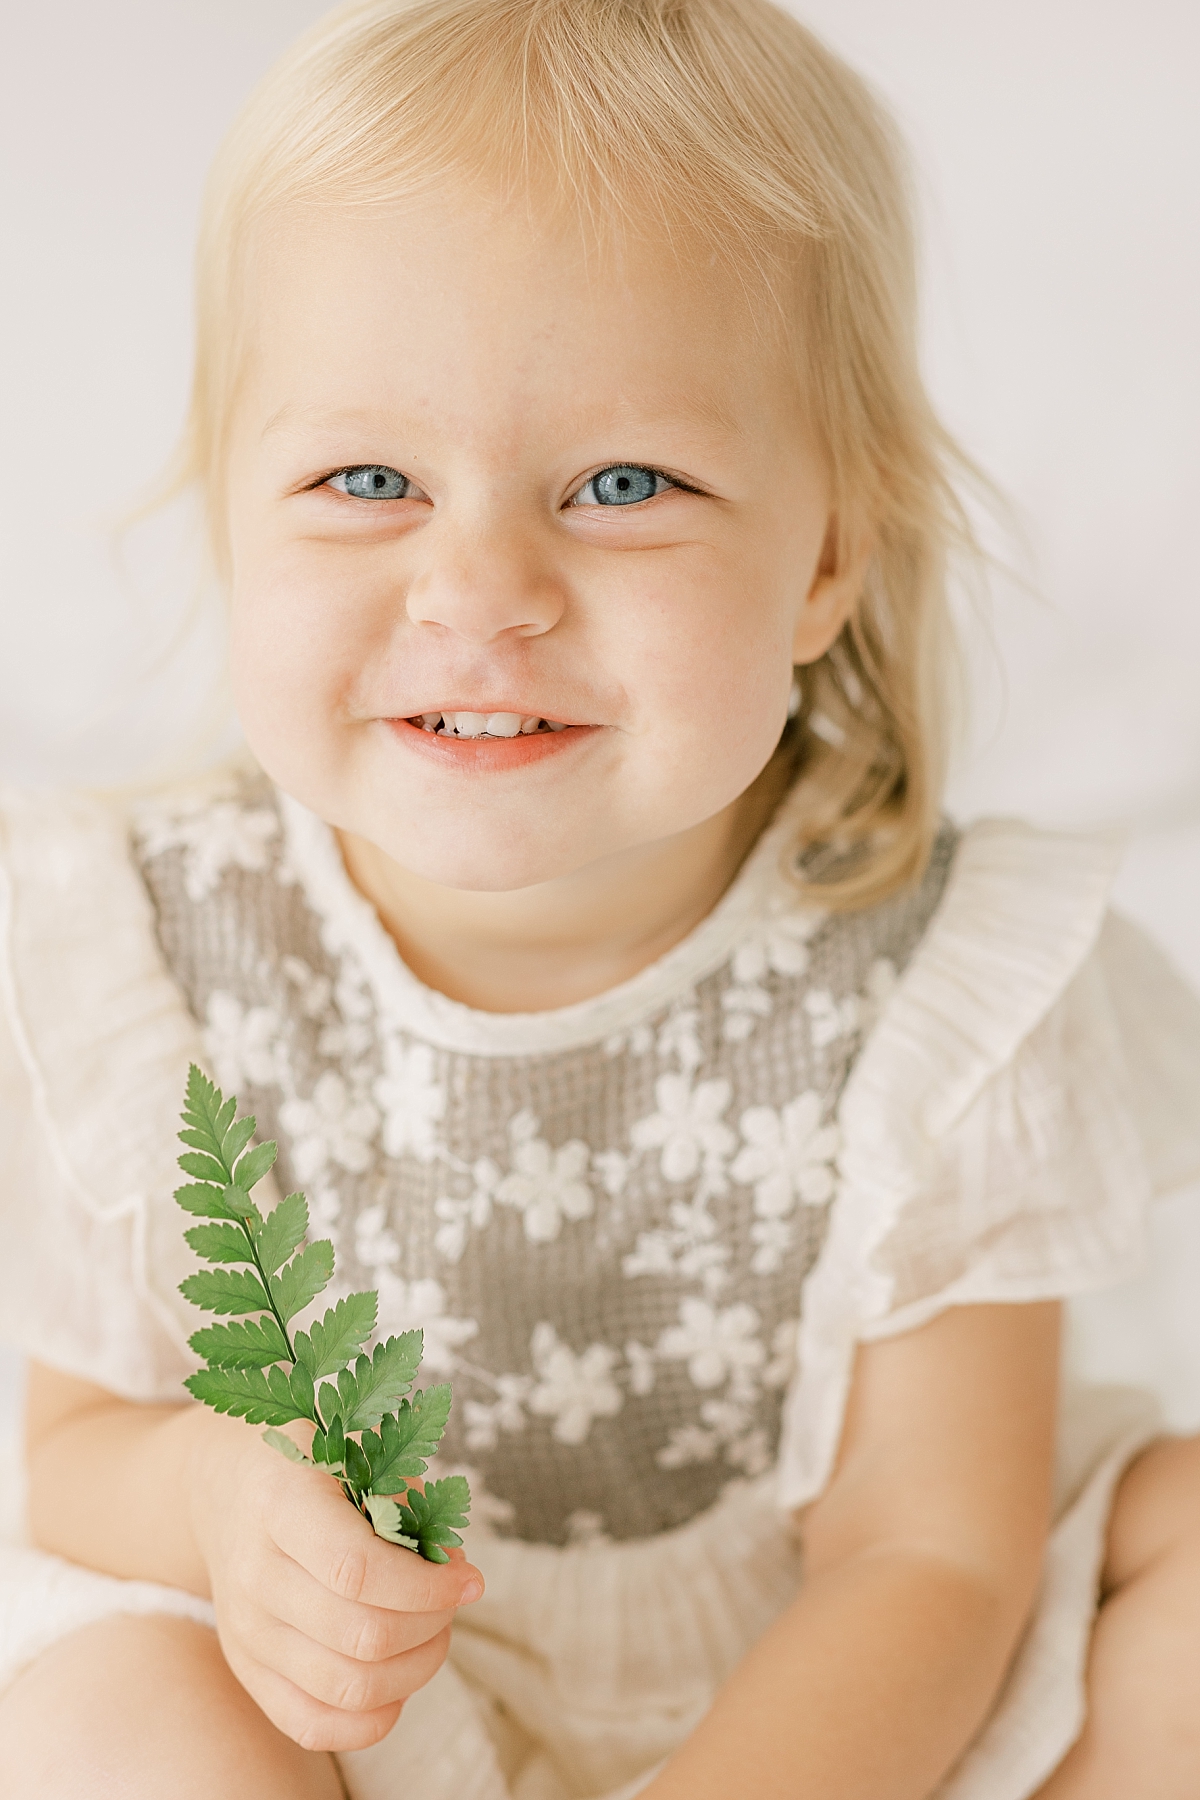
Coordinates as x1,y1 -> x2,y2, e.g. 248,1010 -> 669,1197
408,710 -> 574,738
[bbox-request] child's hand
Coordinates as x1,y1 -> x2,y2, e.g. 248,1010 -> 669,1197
187,1411 -> 484,1753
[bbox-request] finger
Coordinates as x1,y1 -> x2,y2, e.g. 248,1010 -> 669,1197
255,1615 -> 453,1716
259,1544 -> 458,1661
221,1633 -> 405,1756
270,1485 -> 483,1613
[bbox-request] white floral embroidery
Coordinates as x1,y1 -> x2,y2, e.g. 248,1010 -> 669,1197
494,1112 -> 594,1244
374,1272 -> 480,1374
434,1157 -> 500,1262
625,1340 -> 657,1397
655,1394 -> 769,1473
309,1184 -> 343,1251
565,1509 -> 612,1548
696,1396 -> 754,1440
656,1423 -> 721,1468
527,1322 -> 623,1445
656,1005 -> 703,1073
145,780 -> 950,1545
763,1318 -> 799,1390
730,896 -> 824,987
720,981 -> 773,1043
631,1074 -> 735,1185
311,1185 -> 342,1226
139,799 -> 279,902
731,1092 -> 839,1218
317,957 -> 376,1060
203,991 -> 283,1093
656,1298 -> 765,1390
279,1071 -> 380,1184
281,955 -> 333,1020
593,1149 -> 632,1198
748,1216 -> 793,1276
623,1198 -> 731,1296
803,986 -> 860,1049
462,1374 -> 532,1452
725,1426 -> 771,1476
354,1201 -> 401,1269
374,1037 -> 446,1164
717,901 -> 826,1047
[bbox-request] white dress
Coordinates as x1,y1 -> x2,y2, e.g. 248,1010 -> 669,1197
0,777 -> 1198,1800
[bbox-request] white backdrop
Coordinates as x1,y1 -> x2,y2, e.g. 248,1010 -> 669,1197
1,3 -> 1198,1433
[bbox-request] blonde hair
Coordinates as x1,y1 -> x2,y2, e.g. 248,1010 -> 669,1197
180,0 -> 982,908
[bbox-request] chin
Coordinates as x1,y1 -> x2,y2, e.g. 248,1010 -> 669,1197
367,819 -> 601,895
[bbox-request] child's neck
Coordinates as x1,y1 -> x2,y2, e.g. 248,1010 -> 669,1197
337,762 -> 788,1015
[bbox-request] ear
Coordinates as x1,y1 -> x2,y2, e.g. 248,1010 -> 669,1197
791,514 -> 874,665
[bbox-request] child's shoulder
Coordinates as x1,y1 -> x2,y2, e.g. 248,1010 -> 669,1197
0,757 -> 274,891
780,815 -> 1200,1508
0,773 -> 245,1397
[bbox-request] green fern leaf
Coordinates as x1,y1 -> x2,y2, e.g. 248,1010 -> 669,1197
361,1387 -> 453,1493
174,1181 -> 237,1220
184,1364 -> 310,1425
289,1359 -> 315,1417
183,1222 -> 256,1264
293,1292 -> 378,1379
263,1428 -> 315,1466
315,1415 -> 347,1470
361,1493 -> 419,1551
213,1089 -> 238,1134
178,1150 -> 229,1187
174,1072 -> 469,1561
188,1316 -> 289,1368
389,1476 -> 471,1563
254,1192 -> 308,1277
179,1267 -> 271,1316
183,1064 -> 222,1134
343,1437 -> 372,1493
232,1140 -> 277,1193
324,1332 -> 423,1433
220,1114 -> 256,1167
271,1240 -> 334,1323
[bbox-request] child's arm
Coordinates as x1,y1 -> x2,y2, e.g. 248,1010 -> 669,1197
24,1362 -> 484,1752
642,1301 -> 1060,1800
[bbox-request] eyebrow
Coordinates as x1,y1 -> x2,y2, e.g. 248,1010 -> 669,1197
260,394 -> 746,445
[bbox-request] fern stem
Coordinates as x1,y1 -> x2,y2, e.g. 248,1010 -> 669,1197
216,1134 -> 327,1435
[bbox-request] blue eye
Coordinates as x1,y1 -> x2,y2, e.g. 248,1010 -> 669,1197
328,465 -> 413,500
574,465 -> 671,507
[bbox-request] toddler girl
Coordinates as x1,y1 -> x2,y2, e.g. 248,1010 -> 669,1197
2,2 -> 1200,1796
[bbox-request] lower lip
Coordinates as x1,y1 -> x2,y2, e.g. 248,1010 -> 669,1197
385,717 -> 598,770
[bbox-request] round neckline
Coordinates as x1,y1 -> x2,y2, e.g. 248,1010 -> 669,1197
277,787 -> 819,1056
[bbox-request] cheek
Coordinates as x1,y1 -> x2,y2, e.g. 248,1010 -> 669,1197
593,551 -> 797,802
227,547 -> 382,765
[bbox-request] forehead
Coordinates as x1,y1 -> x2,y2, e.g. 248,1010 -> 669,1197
238,186 -> 797,445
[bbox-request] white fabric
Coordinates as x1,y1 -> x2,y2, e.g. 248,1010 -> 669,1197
779,820 -> 1200,1509
0,1391 -> 1164,1800
274,782 -> 825,1057
2,785 -> 1200,1799
0,784 -> 277,1396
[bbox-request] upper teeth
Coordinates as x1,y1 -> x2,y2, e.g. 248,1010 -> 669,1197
416,712 -> 570,738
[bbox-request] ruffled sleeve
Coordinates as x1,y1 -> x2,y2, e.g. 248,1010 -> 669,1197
0,786 -> 213,1399
777,818 -> 1200,1511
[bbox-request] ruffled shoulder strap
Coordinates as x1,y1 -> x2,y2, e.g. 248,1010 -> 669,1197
842,818 -> 1124,1152
0,785 -> 223,1396
777,819 -> 1191,1510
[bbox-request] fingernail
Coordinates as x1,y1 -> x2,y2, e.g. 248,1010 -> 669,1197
460,1577 -> 484,1604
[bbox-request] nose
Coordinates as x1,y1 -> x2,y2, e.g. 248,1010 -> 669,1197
404,512 -> 567,645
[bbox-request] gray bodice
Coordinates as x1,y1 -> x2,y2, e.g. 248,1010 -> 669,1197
135,781 -> 956,1545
